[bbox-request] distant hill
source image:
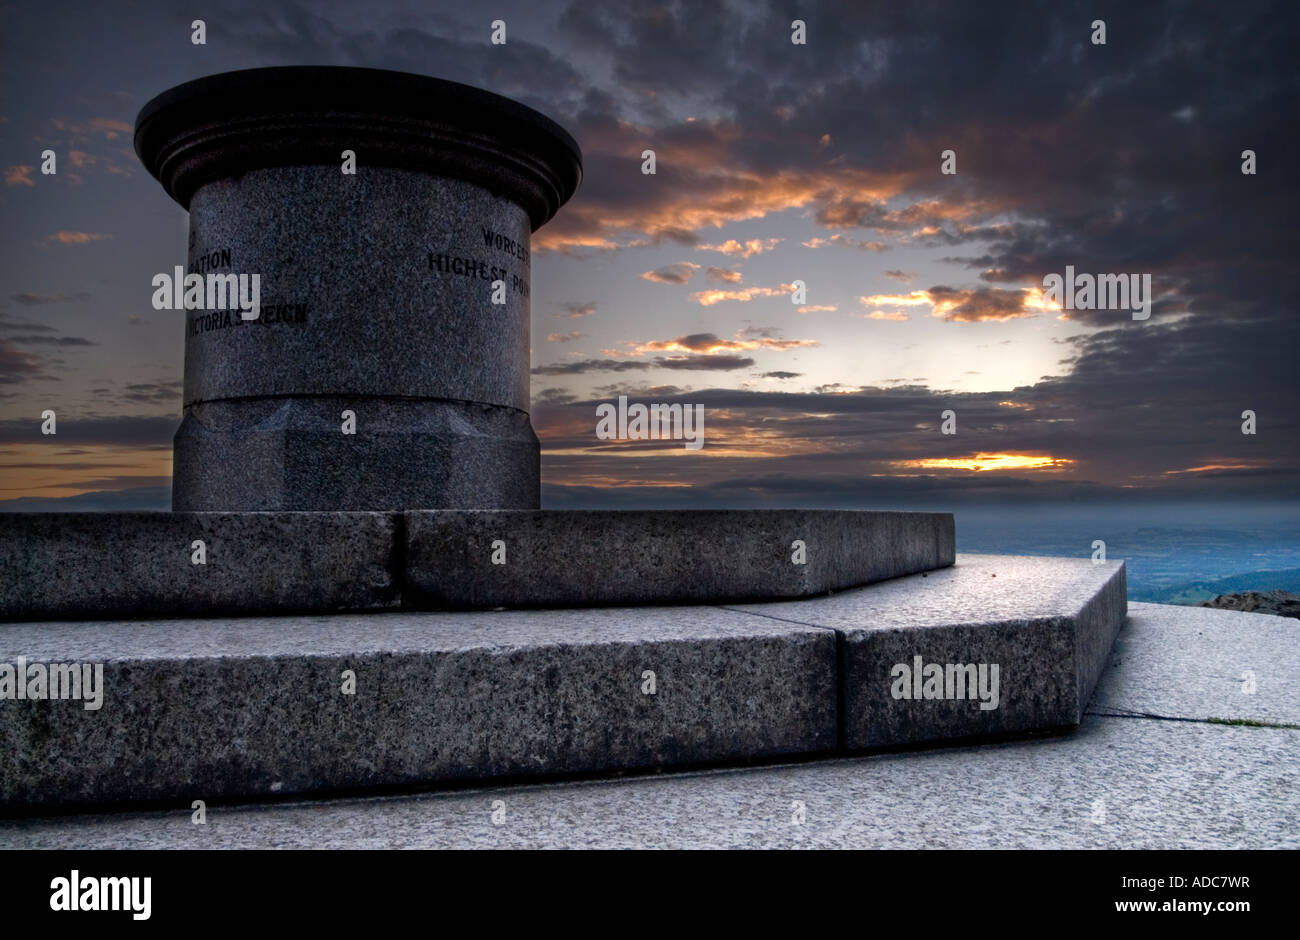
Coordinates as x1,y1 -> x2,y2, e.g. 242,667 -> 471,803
1142,568 -> 1300,605
1200,590 -> 1300,619
0,486 -> 171,512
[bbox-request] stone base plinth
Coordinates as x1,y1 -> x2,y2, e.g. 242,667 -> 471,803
0,509 -> 954,620
0,554 -> 1126,809
172,399 -> 540,511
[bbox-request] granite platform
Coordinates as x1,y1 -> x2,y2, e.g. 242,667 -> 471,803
2,601 -> 1292,848
0,509 -> 954,620
1,554 -> 1120,810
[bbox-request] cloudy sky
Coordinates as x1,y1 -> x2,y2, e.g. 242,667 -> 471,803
0,0 -> 1296,509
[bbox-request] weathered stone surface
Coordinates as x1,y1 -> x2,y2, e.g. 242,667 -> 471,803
135,67 -> 582,511
404,509 -> 955,609
727,553 -> 1127,749
5,644 -> 1296,847
172,164 -> 544,511
1092,602 -> 1300,725
172,398 -> 539,511
1,509 -> 953,619
0,606 -> 836,809
0,512 -> 399,621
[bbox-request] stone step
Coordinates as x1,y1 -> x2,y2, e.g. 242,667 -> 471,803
728,553 -> 1127,749
404,509 -> 953,608
0,604 -> 837,809
5,602 -> 1293,849
0,509 -> 954,621
0,554 -> 1122,810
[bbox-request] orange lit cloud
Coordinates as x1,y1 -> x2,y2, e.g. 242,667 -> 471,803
895,454 -> 1075,472
5,165 -> 35,186
1163,463 -> 1260,474
802,234 -> 889,251
691,283 -> 797,306
697,237 -> 783,258
641,261 -> 701,284
858,286 -> 1058,322
612,329 -> 817,357
0,443 -> 171,499
45,231 -> 110,245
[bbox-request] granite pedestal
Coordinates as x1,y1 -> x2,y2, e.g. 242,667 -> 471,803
135,67 -> 582,511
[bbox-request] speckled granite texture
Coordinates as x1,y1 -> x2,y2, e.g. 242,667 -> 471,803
0,511 -> 399,621
1093,601 -> 1299,725
173,158 -> 539,511
134,68 -> 582,511
172,397 -> 540,511
0,554 -> 1131,808
728,553 -> 1128,748
2,604 -> 1293,848
0,606 -> 836,809
404,508 -> 954,608
0,509 -> 954,620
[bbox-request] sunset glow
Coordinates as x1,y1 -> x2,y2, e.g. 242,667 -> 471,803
895,454 -> 1075,472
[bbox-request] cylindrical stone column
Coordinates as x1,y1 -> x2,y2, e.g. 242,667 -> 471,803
135,67 -> 581,510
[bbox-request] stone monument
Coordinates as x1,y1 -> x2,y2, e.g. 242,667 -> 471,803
0,67 -> 1128,811
135,66 -> 582,511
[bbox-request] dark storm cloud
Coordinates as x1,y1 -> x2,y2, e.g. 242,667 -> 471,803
533,352 -> 757,374
532,359 -> 653,376
641,262 -> 700,284
0,415 -> 177,446
656,354 -> 755,371
533,387 -> 578,405
205,0 -> 590,114
6,335 -> 97,346
11,291 -> 91,305
530,0 -> 1300,503
0,317 -> 57,333
120,381 -> 182,404
0,340 -> 51,384
532,353 -> 1299,500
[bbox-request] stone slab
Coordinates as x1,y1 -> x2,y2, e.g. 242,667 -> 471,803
1091,602 -> 1299,725
0,511 -> 399,621
172,398 -> 540,511
0,606 -> 836,809
0,509 -> 954,619
404,509 -> 954,609
2,707 -> 1293,849
727,553 -> 1127,749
